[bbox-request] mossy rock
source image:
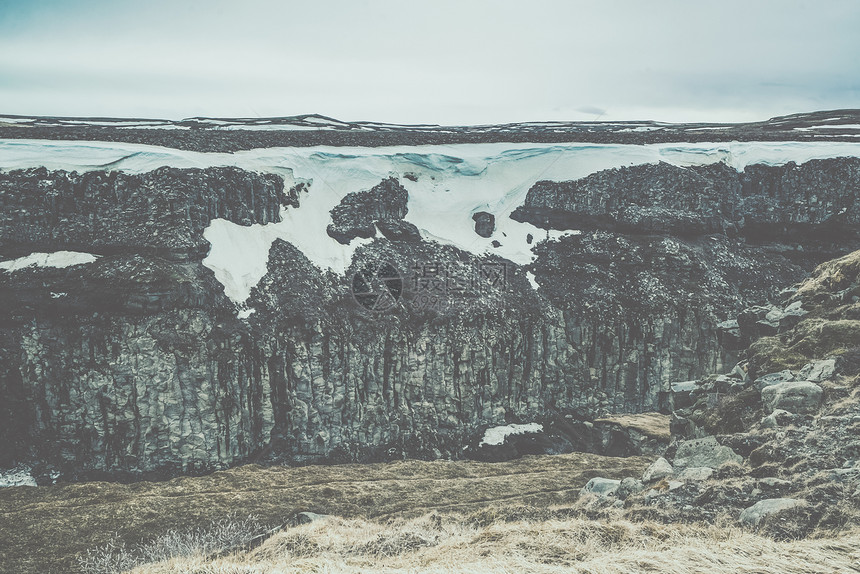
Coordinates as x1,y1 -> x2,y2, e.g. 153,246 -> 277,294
748,319 -> 860,378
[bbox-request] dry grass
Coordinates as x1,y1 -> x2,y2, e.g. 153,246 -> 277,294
594,413 -> 671,441
128,513 -> 860,574
0,452 -> 649,574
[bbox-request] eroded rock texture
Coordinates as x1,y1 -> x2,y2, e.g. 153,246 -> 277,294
511,158 -> 860,248
0,166 -> 290,260
0,158 -> 858,480
326,177 -> 409,244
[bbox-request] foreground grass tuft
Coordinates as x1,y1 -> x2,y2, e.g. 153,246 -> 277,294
77,516 -> 266,574
127,513 -> 860,574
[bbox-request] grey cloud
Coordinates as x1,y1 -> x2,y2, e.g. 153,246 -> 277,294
0,0 -> 857,123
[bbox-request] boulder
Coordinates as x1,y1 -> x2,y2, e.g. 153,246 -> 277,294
472,211 -> 495,238
670,380 -> 700,409
798,358 -> 837,383
765,300 -> 808,332
580,477 -> 621,498
642,457 -> 674,483
327,177 -> 409,244
761,381 -> 823,415
673,436 -> 743,469
739,498 -> 805,526
754,370 -> 795,391
758,477 -> 792,490
737,305 -> 780,340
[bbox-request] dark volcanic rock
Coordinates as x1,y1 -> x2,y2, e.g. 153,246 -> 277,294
377,220 -> 422,242
511,158 -> 860,253
0,167 -> 289,261
326,177 -> 409,244
2,156 -> 860,478
511,162 -> 740,235
472,211 -> 495,237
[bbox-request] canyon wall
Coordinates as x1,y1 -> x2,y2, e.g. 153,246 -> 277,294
1,158 -> 858,480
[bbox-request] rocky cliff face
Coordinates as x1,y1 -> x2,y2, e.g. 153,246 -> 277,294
326,177 -> 410,244
0,167 -> 290,260
511,158 -> 860,249
1,156 -> 858,481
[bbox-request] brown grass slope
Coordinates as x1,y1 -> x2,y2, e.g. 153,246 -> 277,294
0,453 -> 647,574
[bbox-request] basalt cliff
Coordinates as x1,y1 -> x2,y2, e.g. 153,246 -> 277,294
1,144 -> 859,482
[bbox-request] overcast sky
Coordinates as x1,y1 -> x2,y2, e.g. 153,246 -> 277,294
0,0 -> 858,124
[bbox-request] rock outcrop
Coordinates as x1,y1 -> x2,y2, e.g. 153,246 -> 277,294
0,167 -> 290,261
326,177 -> 409,244
511,158 -> 860,254
582,248 -> 860,539
472,211 -> 495,238
1,157 -> 859,480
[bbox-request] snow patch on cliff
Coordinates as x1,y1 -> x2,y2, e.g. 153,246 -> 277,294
0,251 -> 99,272
0,466 -> 37,488
480,423 -> 544,446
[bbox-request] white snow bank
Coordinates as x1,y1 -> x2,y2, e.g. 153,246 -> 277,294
811,124 -> 860,130
480,423 -> 544,446
0,251 -> 99,272
0,467 -> 37,488
3,138 -> 860,303
237,308 -> 256,319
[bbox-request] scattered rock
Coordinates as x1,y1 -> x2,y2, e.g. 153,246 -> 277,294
798,358 -> 837,383
295,511 -> 328,524
761,381 -> 823,415
580,477 -> 621,498
673,436 -> 743,469
616,477 -> 645,500
472,211 -> 495,238
739,498 -> 805,527
754,370 -> 795,391
766,300 -> 808,332
760,409 -> 793,429
642,457 -> 674,483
